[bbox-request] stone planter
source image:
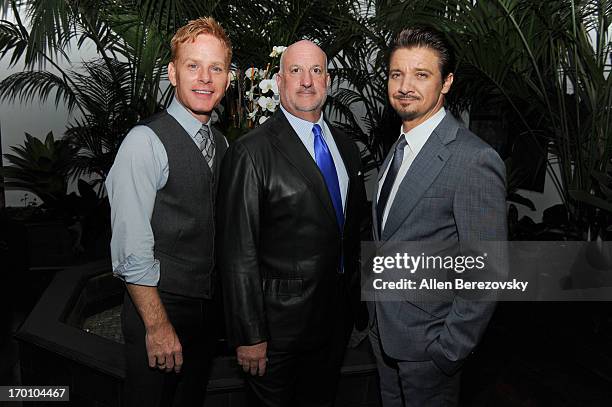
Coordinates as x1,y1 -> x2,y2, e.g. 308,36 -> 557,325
16,260 -> 380,406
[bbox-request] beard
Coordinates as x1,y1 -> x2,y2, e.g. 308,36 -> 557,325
392,94 -> 421,121
396,108 -> 419,121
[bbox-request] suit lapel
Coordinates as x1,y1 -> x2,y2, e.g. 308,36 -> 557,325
267,111 -> 337,225
380,113 -> 461,240
328,121 -> 357,180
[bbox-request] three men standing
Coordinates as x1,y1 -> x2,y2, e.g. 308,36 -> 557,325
370,26 -> 507,406
217,40 -> 365,406
106,17 -> 232,407
107,19 -> 506,407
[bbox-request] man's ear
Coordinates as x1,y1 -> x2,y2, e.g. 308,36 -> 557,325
168,61 -> 177,87
441,73 -> 454,95
275,72 -> 283,89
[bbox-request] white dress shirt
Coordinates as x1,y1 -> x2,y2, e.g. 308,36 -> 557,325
279,105 -> 349,210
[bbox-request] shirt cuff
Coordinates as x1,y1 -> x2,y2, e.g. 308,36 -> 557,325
113,254 -> 160,286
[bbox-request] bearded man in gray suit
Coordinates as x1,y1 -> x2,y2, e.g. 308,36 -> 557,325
370,26 -> 508,406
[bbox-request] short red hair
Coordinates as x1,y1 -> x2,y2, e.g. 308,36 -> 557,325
170,17 -> 232,66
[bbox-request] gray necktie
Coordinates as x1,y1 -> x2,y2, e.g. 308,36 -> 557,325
377,136 -> 409,233
197,124 -> 215,169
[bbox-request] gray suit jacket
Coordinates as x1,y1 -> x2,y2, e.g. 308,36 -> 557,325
371,112 -> 507,375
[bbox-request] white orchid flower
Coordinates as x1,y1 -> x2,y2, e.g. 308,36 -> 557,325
259,79 -> 278,94
244,67 -> 259,80
268,103 -> 278,112
269,46 -> 288,57
256,96 -> 268,109
257,96 -> 276,112
271,74 -> 280,95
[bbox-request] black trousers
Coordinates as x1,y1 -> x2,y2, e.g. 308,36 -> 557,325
121,291 -> 215,407
246,280 -> 353,407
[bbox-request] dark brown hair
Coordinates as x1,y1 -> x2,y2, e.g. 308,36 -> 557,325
391,26 -> 456,80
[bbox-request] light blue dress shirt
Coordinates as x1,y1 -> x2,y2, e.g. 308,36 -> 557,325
105,97 -> 224,286
279,105 -> 349,209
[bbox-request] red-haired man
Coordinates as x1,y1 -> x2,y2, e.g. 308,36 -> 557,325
106,17 -> 231,407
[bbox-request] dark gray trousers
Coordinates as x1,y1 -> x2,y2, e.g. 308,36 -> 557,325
369,323 -> 461,407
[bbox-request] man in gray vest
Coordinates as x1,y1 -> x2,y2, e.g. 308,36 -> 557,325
105,17 -> 232,407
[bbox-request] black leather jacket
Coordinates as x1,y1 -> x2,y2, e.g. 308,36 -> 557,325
216,110 -> 365,352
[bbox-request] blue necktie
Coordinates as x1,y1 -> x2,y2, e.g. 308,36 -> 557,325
313,124 -> 344,230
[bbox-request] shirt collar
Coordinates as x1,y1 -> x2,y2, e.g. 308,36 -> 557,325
401,107 -> 446,154
280,104 -> 327,138
166,96 -> 211,138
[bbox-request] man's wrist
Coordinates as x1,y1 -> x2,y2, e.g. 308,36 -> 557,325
144,317 -> 170,331
142,306 -> 171,331
125,283 -> 168,330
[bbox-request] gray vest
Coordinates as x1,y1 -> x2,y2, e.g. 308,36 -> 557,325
141,111 -> 227,298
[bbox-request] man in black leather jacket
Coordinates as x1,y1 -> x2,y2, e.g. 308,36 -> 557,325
217,40 -> 366,406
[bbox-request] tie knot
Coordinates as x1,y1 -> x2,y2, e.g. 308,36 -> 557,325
312,124 -> 322,138
395,136 -> 408,153
199,124 -> 210,136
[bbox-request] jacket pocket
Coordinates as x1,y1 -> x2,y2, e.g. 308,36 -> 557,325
262,278 -> 303,298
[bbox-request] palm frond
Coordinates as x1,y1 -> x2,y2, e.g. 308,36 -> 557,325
21,0 -> 75,67
0,70 -> 78,110
0,18 -> 28,65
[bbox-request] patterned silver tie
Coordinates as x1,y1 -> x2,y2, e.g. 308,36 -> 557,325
197,124 -> 215,169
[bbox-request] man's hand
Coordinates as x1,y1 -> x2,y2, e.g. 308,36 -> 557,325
146,321 -> 183,373
236,342 -> 267,376
125,284 -> 183,373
